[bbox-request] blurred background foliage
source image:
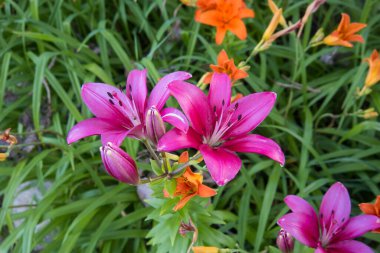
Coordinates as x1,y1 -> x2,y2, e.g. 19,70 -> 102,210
0,0 -> 379,252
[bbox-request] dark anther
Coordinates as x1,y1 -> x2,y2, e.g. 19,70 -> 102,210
234,103 -> 239,109
107,92 -> 113,98
119,100 -> 123,106
213,106 -> 216,112
109,99 -> 114,105
222,99 -> 225,106
237,114 -> 242,121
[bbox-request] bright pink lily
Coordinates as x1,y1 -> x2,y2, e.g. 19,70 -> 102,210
67,69 -> 191,146
157,73 -> 284,186
278,182 -> 380,253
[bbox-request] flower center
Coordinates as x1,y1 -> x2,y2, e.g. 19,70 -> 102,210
205,101 -> 242,147
106,89 -> 141,127
319,210 -> 346,247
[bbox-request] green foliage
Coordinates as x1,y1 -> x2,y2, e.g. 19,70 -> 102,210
0,0 -> 380,252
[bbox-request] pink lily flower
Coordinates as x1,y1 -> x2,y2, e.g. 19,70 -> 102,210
67,69 -> 191,146
278,182 -> 380,253
157,73 -> 285,186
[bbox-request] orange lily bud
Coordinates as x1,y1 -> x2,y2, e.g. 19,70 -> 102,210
192,247 -> 220,253
263,8 -> 283,41
0,153 -> 7,161
364,50 -> 380,88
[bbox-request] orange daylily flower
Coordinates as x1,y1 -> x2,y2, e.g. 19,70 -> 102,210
192,246 -> 220,253
364,49 -> 380,88
323,13 -> 367,48
203,50 -> 248,84
166,152 -> 216,211
196,0 -> 254,44
359,196 -> 380,233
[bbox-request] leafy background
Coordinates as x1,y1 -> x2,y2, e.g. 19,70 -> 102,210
0,0 -> 379,252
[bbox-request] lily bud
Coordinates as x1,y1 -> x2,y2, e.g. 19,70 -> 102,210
100,143 -> 139,185
145,106 -> 166,145
276,229 -> 294,253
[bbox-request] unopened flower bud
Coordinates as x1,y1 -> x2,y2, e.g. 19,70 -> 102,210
361,108 -> 379,119
0,153 -> 7,161
192,247 -> 220,253
277,229 -> 294,253
180,0 -> 197,7
145,106 -> 166,145
309,28 -> 325,47
100,143 -> 140,185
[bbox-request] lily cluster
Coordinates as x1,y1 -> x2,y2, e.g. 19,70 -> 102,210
67,69 -> 284,209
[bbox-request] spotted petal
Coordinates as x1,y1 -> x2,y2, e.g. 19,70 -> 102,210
126,69 -> 148,118
208,73 -> 231,119
328,240 -> 374,253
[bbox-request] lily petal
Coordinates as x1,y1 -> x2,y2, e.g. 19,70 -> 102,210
126,69 -> 148,117
81,83 -> 131,126
277,213 -> 319,248
147,71 -> 192,111
222,134 -> 285,166
315,247 -> 327,253
168,81 -> 214,136
225,92 -> 277,138
334,215 -> 380,241
199,145 -> 241,186
319,182 -> 351,229
208,73 -> 232,119
101,130 -> 130,147
67,118 -> 126,145
198,184 -> 217,197
161,107 -> 189,133
328,240 -> 374,253
157,128 -> 202,152
284,195 -> 318,221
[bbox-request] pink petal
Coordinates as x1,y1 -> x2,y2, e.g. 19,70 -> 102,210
168,81 -> 214,137
315,247 -> 327,253
222,134 -> 285,166
81,83 -> 132,126
284,195 -> 318,222
126,69 -> 148,118
334,215 -> 380,241
67,118 -> 126,145
208,73 -> 231,118
319,182 -> 351,230
328,240 -> 374,253
161,107 -> 189,133
199,145 -> 241,186
101,130 -> 130,146
147,71 -> 192,111
157,128 -> 202,152
225,92 -> 277,138
277,213 -> 319,248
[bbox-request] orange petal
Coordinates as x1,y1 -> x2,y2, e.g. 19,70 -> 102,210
359,203 -> 377,215
348,34 -> 364,43
173,193 -> 196,211
346,23 -> 367,35
337,13 -> 350,33
239,8 -> 255,19
196,10 -> 220,26
215,27 -> 227,45
217,50 -> 229,65
179,151 -> 189,163
233,69 -> 249,81
227,18 -> 247,40
198,184 -> 217,197
203,72 -> 213,84
192,246 -> 219,253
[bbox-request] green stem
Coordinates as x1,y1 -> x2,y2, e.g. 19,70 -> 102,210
143,140 -> 162,168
